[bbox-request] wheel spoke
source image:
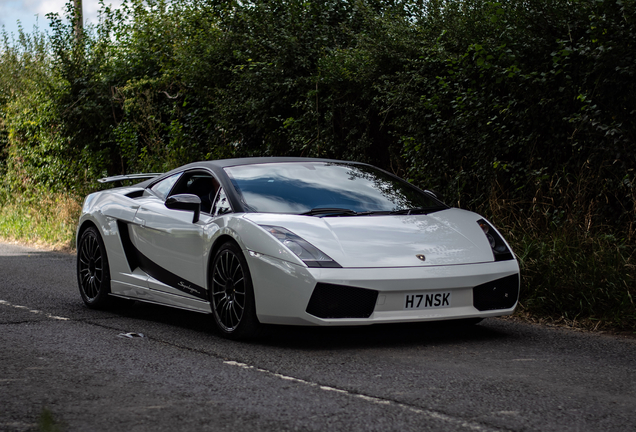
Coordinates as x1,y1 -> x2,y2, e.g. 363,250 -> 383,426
221,301 -> 230,324
231,304 -> 241,324
233,299 -> 244,311
217,295 -> 228,310
80,246 -> 90,263
87,237 -> 95,257
88,279 -> 96,297
231,258 -> 241,280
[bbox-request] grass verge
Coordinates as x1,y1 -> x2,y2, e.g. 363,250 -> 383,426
0,193 -> 81,252
511,229 -> 636,333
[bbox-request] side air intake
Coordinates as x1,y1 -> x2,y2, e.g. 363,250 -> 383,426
306,283 -> 378,319
473,274 -> 519,311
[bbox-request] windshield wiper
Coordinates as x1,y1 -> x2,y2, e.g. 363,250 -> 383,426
390,207 -> 445,215
354,210 -> 393,216
301,207 -> 445,217
300,208 -> 358,216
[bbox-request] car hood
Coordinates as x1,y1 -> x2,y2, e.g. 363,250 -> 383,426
243,208 -> 493,268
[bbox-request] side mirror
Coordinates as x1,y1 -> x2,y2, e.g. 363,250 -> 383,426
165,194 -> 201,223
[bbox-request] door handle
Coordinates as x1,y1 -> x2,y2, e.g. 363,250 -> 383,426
132,216 -> 146,227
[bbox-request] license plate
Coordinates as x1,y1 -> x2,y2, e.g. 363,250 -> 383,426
404,292 -> 452,310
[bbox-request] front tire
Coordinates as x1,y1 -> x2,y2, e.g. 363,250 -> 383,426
210,242 -> 260,339
77,226 -> 112,309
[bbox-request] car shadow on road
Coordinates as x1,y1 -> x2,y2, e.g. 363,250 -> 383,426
107,300 -> 513,350
256,320 -> 512,350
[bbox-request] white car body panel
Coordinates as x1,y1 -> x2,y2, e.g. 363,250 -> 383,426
243,208 -> 497,268
131,198 -> 208,288
76,158 -> 521,331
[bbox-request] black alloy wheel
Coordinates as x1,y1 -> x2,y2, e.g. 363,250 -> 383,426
210,242 -> 259,339
77,226 -> 112,309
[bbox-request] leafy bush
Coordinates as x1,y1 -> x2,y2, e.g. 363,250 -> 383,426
0,0 -> 634,330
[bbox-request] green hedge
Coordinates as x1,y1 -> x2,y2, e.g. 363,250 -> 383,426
1,0 -> 634,330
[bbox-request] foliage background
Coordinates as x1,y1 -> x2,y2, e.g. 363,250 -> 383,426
1,0 -> 634,330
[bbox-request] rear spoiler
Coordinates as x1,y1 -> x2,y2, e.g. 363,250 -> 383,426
97,173 -> 163,184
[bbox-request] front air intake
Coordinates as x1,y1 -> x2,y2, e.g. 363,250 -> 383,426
473,274 -> 519,311
306,283 -> 378,319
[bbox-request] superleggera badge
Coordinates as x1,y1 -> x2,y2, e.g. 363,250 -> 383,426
178,281 -> 198,294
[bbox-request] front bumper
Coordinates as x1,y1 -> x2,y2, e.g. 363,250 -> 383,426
246,251 -> 520,326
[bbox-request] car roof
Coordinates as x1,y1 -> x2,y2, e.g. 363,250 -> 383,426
132,157 -> 363,190
186,156 -> 355,169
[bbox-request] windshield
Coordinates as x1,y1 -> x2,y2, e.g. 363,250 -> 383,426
224,162 -> 446,215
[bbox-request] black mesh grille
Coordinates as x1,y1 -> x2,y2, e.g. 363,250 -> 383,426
473,274 -> 519,311
306,283 -> 378,319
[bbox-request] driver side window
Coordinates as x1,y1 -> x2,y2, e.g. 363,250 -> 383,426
169,171 -> 220,214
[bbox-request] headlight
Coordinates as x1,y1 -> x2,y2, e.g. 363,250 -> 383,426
260,225 -> 341,268
477,219 -> 514,261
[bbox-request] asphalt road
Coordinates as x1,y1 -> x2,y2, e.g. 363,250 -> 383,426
1,241 -> 635,432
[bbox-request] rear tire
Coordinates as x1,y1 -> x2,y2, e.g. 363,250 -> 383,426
77,226 -> 112,309
210,242 -> 260,339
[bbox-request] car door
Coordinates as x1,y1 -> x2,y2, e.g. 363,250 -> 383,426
130,170 -> 220,301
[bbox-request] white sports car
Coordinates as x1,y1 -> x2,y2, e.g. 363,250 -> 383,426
77,157 -> 519,338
